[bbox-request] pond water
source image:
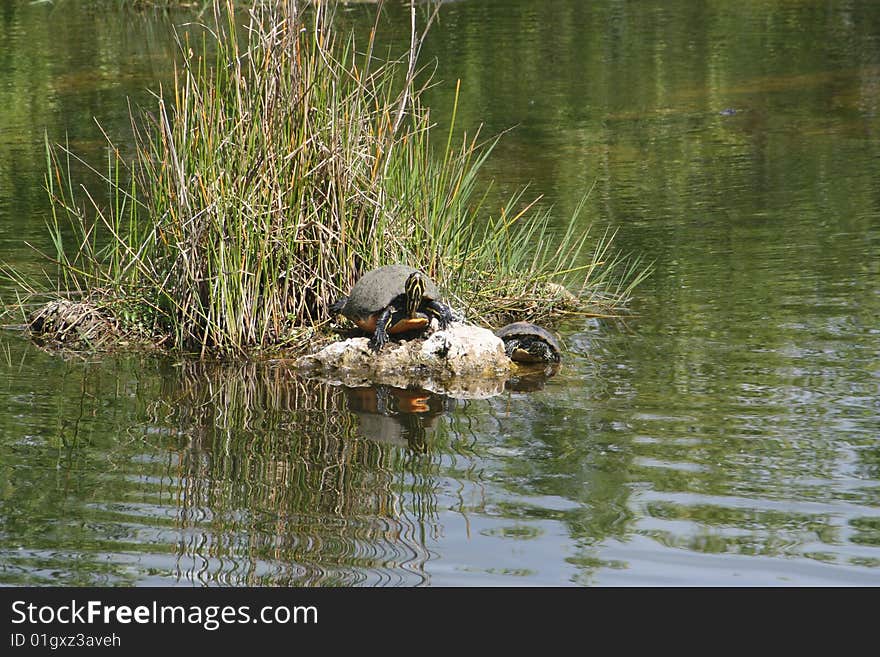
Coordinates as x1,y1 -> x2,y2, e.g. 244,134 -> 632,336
1,0 -> 879,586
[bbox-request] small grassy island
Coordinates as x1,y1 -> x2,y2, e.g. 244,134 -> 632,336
4,0 -> 648,359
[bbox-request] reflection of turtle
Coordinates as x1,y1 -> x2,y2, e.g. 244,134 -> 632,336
504,363 -> 561,392
330,265 -> 454,352
344,385 -> 452,450
495,321 -> 562,363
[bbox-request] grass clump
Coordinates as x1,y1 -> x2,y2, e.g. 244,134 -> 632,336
7,0 -> 647,358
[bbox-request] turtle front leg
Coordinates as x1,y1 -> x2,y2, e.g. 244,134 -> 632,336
369,306 -> 394,352
425,300 -> 454,330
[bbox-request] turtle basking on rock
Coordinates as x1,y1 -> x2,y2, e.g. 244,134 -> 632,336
495,321 -> 562,364
329,264 -> 454,352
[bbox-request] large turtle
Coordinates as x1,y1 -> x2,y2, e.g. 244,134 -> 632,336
329,264 -> 453,352
495,321 -> 562,364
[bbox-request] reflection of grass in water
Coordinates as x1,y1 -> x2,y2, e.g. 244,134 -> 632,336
146,361 -> 443,585
0,349 -> 449,585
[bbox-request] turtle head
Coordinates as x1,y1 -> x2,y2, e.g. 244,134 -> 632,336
404,271 -> 426,317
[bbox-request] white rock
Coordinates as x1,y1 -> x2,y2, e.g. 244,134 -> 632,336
296,322 -> 513,398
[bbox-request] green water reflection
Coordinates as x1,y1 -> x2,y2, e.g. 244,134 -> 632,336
0,0 -> 879,585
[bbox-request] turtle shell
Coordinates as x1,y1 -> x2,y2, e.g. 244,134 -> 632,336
495,321 -> 562,362
336,264 -> 441,333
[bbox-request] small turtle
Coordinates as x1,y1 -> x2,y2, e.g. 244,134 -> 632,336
495,321 -> 562,364
330,264 -> 453,352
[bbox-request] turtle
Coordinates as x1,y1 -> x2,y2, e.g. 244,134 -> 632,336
329,264 -> 454,352
495,321 -> 562,364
